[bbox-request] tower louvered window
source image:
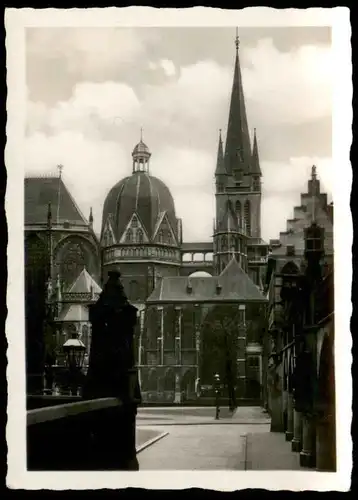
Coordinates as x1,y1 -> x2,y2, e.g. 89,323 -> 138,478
235,200 -> 242,225
244,201 -> 251,236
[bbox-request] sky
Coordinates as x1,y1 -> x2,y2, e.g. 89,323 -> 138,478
25,26 -> 333,243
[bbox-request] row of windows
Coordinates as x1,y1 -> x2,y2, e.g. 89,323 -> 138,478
105,246 -> 179,261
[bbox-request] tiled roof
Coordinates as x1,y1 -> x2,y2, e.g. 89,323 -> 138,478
25,177 -> 88,226
181,242 -> 213,253
101,173 -> 177,241
147,256 -> 266,304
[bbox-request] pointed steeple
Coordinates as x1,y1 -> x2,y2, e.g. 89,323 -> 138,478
215,129 -> 226,176
251,128 -> 262,176
224,30 -> 252,175
89,207 -> 94,228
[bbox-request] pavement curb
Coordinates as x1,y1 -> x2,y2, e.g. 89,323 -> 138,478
136,431 -> 169,454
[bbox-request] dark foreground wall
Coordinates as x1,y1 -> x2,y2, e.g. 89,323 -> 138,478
27,398 -> 138,470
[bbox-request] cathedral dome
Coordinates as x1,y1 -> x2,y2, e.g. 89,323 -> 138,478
101,138 -> 177,243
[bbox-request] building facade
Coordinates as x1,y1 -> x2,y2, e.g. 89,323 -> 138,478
264,167 -> 335,471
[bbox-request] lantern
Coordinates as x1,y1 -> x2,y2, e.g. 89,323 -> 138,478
63,332 -> 86,370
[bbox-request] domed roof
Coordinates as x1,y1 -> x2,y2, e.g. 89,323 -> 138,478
102,172 -> 177,242
132,140 -> 151,157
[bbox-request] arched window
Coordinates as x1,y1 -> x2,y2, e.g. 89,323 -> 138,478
221,235 -> 228,251
126,229 -> 132,243
167,231 -> 172,244
129,280 -> 140,301
235,200 -> 242,223
244,200 -> 251,236
158,230 -> 164,244
137,228 -> 143,244
132,216 -> 138,228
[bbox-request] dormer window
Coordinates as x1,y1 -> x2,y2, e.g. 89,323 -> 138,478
158,230 -> 164,244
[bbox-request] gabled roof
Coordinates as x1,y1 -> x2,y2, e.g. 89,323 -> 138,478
217,199 -> 239,232
147,255 -> 266,304
58,303 -> 89,322
67,267 -> 102,294
25,176 -> 88,226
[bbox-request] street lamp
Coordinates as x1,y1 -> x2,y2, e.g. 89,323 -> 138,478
63,332 -> 86,395
214,373 -> 221,420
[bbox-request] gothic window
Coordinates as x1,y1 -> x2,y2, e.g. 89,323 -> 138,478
244,200 -> 251,236
218,182 -> 224,193
60,242 -> 86,288
167,231 -> 172,245
158,230 -> 164,244
235,200 -> 242,224
132,216 -> 138,228
126,229 -> 132,243
129,280 -> 140,301
137,228 -> 144,244
221,235 -> 228,251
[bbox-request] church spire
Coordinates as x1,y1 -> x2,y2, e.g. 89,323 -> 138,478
224,29 -> 251,175
251,128 -> 262,176
215,129 -> 226,176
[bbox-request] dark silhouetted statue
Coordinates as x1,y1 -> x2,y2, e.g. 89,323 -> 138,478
83,270 -> 141,470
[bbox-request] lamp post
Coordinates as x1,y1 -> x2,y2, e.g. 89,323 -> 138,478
214,373 -> 221,420
63,332 -> 86,396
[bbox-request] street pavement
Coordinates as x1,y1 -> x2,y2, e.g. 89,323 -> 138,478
135,406 -> 304,471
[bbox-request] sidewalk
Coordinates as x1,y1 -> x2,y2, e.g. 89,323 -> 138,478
245,431 -> 304,470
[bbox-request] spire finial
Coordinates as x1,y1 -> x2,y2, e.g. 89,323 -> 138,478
235,27 -> 239,51
140,127 -> 143,142
311,164 -> 317,180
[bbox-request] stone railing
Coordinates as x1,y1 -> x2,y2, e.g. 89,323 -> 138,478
27,397 -> 139,470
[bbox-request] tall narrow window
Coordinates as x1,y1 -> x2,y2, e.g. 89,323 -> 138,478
137,228 -> 143,244
221,235 -> 228,251
235,200 -> 242,224
129,280 -> 140,301
132,216 -> 138,228
158,230 -> 164,244
244,200 -> 251,236
126,229 -> 132,243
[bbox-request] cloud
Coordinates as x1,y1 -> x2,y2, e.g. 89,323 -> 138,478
242,38 -> 332,126
160,59 -> 176,77
25,38 -> 333,244
27,28 -> 159,78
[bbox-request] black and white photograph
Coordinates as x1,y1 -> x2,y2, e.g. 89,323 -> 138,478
5,7 -> 351,491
